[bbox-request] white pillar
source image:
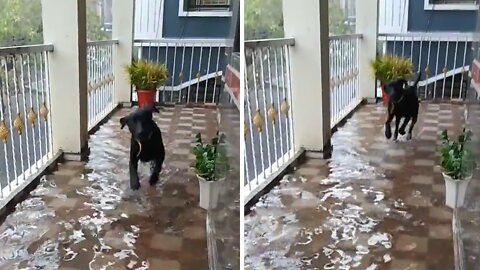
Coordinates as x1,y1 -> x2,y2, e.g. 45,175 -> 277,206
282,0 -> 331,157
41,0 -> 88,159
112,0 -> 135,104
356,0 -> 379,102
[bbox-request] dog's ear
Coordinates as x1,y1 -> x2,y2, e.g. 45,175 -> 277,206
120,116 -> 128,129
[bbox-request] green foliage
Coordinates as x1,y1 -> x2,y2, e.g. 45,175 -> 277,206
0,0 -> 43,46
192,132 -> 229,181
370,54 -> 414,85
125,59 -> 168,91
244,0 -> 353,40
440,129 -> 476,180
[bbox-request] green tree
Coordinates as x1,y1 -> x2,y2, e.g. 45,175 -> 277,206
0,0 -> 109,47
0,0 -> 43,46
245,0 -> 354,40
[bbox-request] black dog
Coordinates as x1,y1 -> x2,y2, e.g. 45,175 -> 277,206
385,72 -> 421,141
120,105 -> 165,190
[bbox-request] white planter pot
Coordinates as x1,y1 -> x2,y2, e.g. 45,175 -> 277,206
443,173 -> 472,209
197,175 -> 225,210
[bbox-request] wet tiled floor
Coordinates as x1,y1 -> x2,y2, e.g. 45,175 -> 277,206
245,102 -> 476,270
0,105 -> 218,269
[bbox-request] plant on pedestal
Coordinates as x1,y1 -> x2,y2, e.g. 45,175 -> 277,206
192,131 -> 229,210
439,128 -> 476,208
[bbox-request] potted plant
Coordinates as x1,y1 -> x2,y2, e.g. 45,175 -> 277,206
125,59 -> 168,108
439,129 -> 476,208
192,131 -> 229,210
370,54 -> 413,105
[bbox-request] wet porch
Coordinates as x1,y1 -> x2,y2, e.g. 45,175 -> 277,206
245,102 -> 479,269
0,105 -> 218,269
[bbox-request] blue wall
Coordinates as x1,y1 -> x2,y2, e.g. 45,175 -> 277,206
162,0 -> 231,38
408,0 -> 477,32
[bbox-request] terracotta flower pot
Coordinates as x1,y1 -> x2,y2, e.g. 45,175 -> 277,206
137,89 -> 156,108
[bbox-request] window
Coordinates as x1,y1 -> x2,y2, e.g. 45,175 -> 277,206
430,0 -> 478,4
179,0 -> 232,17
185,0 -> 230,11
425,0 -> 479,10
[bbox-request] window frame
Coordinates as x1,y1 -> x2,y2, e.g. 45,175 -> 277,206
424,0 -> 479,10
178,0 -> 232,17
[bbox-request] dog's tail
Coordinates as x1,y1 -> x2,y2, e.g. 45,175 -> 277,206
413,72 -> 422,88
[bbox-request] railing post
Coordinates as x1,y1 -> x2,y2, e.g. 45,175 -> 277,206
282,0 -> 331,157
41,0 -> 88,160
356,0 -> 379,102
112,0 -> 135,105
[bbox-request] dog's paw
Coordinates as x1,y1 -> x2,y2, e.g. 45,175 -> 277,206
385,129 -> 392,139
399,129 -> 406,135
130,181 -> 141,190
406,133 -> 412,140
149,174 -> 160,186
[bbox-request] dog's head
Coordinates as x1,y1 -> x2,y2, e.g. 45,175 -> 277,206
387,72 -> 422,95
120,105 -> 159,142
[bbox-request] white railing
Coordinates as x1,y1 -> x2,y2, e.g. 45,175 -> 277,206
244,38 -> 296,203
133,39 -> 227,104
0,44 -> 54,204
87,40 -> 118,130
378,32 -> 475,100
329,34 -> 362,127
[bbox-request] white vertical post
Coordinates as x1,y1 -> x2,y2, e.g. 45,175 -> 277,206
112,0 -> 135,104
282,0 -> 331,157
41,0 -> 88,159
356,0 -> 379,102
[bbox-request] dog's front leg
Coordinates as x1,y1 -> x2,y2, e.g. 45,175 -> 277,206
149,157 -> 164,186
393,116 -> 401,140
399,117 -> 411,135
407,116 -> 417,140
129,142 -> 141,190
385,109 -> 394,139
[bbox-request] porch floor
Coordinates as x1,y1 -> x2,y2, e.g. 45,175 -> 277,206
0,105 -> 218,269
245,102 -> 474,270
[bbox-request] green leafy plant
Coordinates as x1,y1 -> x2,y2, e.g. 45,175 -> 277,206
370,54 -> 414,85
192,132 -> 229,181
440,129 -> 476,180
125,59 -> 168,91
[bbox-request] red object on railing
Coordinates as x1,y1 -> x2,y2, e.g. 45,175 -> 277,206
225,64 -> 240,104
471,59 -> 480,87
381,84 -> 389,106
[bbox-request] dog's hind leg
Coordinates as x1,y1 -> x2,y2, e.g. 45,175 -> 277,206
407,116 -> 417,140
399,117 -> 411,135
149,156 -> 164,186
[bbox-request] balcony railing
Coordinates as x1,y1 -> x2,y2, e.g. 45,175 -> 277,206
244,38 -> 296,202
87,40 -> 118,130
0,44 -> 54,205
378,32 -> 475,100
133,39 -> 227,104
329,34 -> 362,127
